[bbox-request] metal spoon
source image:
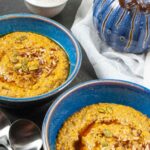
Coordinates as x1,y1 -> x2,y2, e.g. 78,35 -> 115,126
9,119 -> 42,150
0,111 -> 11,146
0,144 -> 12,150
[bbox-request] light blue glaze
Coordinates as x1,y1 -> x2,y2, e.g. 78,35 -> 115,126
93,0 -> 150,53
0,13 -> 82,103
42,80 -> 150,150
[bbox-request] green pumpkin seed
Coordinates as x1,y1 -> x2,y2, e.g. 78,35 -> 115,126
2,86 -> 9,90
98,108 -> 106,113
106,106 -> 113,114
10,57 -> 18,63
22,58 -> 28,65
15,35 -> 27,43
103,129 -> 113,138
14,63 -> 22,70
22,65 -> 28,72
101,141 -> 109,147
29,65 -> 39,71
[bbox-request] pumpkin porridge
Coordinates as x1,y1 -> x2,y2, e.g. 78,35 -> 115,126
57,103 -> 150,150
0,32 -> 69,97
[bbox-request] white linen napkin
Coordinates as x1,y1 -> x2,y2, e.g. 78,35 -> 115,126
71,0 -> 150,88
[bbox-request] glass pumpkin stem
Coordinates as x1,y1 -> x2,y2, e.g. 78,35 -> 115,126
119,0 -> 150,13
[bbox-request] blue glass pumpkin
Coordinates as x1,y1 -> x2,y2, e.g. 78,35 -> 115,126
93,0 -> 150,53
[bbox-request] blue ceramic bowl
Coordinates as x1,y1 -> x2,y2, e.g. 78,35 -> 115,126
42,80 -> 150,150
0,13 -> 82,106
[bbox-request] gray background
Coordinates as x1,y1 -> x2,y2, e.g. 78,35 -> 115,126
0,0 -> 97,132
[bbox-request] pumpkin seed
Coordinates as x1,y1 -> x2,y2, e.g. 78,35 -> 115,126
15,35 -> 27,43
14,63 -> 22,70
22,58 -> 28,65
2,86 -> 9,90
28,60 -> 39,71
22,65 -> 28,72
29,65 -> 39,71
21,58 -> 29,72
98,108 -> 106,113
103,129 -> 113,138
101,141 -> 109,147
106,106 -> 113,114
13,51 -> 19,56
10,56 -> 18,63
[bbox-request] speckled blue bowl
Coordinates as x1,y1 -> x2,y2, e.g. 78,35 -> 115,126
42,80 -> 150,150
0,13 -> 82,107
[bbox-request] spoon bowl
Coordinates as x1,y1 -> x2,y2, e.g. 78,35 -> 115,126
9,119 -> 42,150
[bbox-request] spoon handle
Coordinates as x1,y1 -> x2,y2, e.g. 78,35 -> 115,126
6,145 -> 13,150
0,144 -> 13,150
0,138 -> 13,150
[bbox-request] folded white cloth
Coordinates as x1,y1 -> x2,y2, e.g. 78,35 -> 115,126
71,0 -> 150,88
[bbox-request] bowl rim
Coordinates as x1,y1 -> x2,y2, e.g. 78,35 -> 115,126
42,79 -> 150,150
25,0 -> 68,8
0,13 -> 82,102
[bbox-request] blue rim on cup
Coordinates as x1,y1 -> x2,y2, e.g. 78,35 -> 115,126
42,79 -> 150,150
0,13 -> 82,103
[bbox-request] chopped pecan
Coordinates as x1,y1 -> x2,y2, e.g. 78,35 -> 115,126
51,48 -> 57,51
